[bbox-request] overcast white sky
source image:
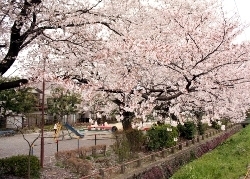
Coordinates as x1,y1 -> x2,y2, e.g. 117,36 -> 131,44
223,0 -> 250,42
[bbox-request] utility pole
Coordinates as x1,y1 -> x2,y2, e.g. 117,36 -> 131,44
40,58 -> 45,167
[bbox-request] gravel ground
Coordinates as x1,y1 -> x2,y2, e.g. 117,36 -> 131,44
40,161 -> 79,179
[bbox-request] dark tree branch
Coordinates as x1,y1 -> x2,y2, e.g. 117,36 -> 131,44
0,79 -> 28,91
193,26 -> 226,68
156,91 -> 183,101
111,98 -> 124,106
98,88 -> 124,93
187,33 -> 201,52
0,1 -> 42,75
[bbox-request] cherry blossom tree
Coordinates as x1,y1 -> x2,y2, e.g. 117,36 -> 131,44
2,0 -> 250,129
0,0 -> 132,89
85,0 -> 250,127
88,0 -> 250,125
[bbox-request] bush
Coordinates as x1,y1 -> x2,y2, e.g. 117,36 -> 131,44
178,121 -> 197,140
112,133 -> 131,162
211,120 -> 221,130
125,129 -> 146,153
177,123 -> 185,138
0,155 -> 40,178
220,118 -> 229,126
146,124 -> 179,151
66,157 -> 92,176
197,121 -> 208,135
55,145 -> 107,161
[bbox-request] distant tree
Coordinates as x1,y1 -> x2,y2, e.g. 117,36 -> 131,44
47,87 -> 81,123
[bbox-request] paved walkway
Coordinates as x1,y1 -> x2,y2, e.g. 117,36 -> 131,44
0,130 -> 114,164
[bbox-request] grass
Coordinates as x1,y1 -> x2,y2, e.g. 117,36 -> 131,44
171,125 -> 250,179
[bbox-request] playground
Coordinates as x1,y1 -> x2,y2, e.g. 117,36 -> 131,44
0,121 -> 156,164
0,125 -> 114,164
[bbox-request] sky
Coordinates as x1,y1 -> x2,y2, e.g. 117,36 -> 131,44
222,0 -> 250,42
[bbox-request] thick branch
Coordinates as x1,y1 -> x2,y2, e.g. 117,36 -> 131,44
0,1 -> 41,75
98,88 -> 124,93
0,79 -> 28,91
111,98 -> 124,106
156,92 -> 183,101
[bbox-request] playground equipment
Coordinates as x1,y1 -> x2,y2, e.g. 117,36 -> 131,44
53,122 -> 84,140
87,121 -> 154,132
64,122 -> 84,138
54,123 -> 62,140
87,121 -> 123,132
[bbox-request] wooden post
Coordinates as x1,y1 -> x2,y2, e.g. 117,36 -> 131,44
179,143 -> 182,150
192,139 -> 195,144
171,147 -> 175,153
31,145 -> 34,155
137,159 -> 141,167
77,137 -> 79,151
56,140 -> 58,153
151,154 -> 155,161
99,169 -> 105,179
197,136 -> 200,143
103,145 -> 106,156
202,135 -> 205,140
121,164 -> 125,174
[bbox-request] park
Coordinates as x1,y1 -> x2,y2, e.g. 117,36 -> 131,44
1,0 -> 250,178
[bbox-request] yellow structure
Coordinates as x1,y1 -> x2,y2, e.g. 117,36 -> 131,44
54,123 -> 62,140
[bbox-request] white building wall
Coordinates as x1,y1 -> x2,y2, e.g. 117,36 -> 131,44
6,116 -> 22,129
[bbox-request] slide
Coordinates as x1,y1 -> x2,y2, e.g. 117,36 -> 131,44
64,123 -> 84,138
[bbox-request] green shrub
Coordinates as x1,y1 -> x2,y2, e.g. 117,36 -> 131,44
185,121 -> 197,139
177,123 -> 185,138
0,155 -> 40,178
220,118 -> 229,126
211,120 -> 221,130
178,121 -> 197,140
146,124 -> 178,151
197,121 -> 208,135
112,133 -> 131,162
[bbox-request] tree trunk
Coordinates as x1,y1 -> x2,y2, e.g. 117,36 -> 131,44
0,116 -> 6,128
121,111 -> 135,130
